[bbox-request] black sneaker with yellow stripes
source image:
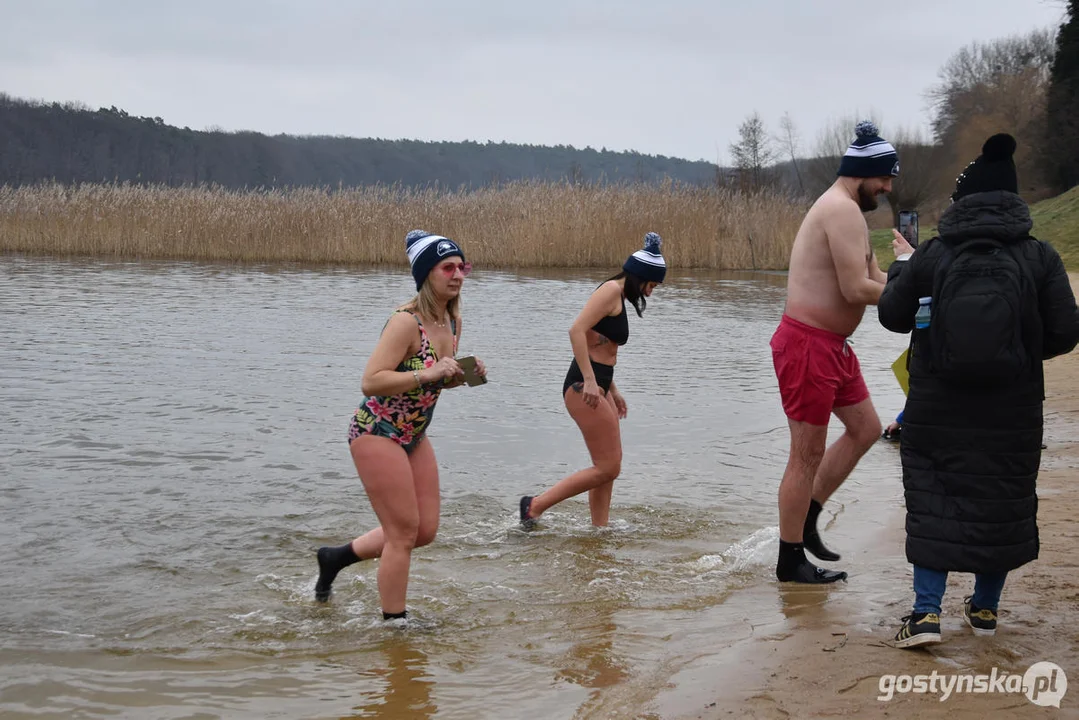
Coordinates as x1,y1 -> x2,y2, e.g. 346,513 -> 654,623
894,612 -> 942,648
963,596 -> 998,636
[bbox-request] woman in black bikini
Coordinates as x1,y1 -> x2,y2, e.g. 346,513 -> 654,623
520,233 -> 666,528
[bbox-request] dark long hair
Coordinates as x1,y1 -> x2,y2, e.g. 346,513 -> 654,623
605,271 -> 646,317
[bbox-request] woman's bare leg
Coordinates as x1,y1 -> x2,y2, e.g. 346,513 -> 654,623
349,436 -> 419,615
529,388 -> 622,526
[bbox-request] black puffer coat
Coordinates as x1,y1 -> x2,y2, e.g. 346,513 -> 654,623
879,191 -> 1079,573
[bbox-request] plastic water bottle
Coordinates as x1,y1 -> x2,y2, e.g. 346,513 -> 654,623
915,297 -> 932,329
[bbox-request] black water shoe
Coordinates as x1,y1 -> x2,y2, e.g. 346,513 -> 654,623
803,500 -> 840,562
519,496 -> 536,530
315,543 -> 361,602
776,560 -> 848,584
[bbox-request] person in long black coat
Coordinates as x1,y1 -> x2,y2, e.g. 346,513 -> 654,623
878,134 -> 1079,648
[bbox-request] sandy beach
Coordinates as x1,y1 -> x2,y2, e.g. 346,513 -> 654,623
674,275 -> 1079,719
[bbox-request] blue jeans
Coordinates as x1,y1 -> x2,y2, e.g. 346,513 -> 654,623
913,565 -> 1007,615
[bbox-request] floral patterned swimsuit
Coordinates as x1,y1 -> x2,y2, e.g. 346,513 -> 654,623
348,311 -> 458,454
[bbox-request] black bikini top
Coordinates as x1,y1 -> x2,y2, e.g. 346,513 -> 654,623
591,299 -> 629,345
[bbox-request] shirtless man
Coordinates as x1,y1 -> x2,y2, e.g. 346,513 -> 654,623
770,121 -> 902,583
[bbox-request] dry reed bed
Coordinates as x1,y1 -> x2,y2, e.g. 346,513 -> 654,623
0,182 -> 808,270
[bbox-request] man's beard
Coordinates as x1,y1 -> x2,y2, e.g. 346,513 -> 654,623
857,184 -> 879,212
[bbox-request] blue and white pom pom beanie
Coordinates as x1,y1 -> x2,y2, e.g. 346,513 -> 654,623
405,229 -> 465,291
836,121 -> 900,178
623,232 -> 666,283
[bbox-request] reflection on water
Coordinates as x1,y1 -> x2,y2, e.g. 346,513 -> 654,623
347,640 -> 437,720
0,255 -> 911,718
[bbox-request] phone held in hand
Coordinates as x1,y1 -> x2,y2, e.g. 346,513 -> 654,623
898,210 -> 919,247
455,355 -> 487,387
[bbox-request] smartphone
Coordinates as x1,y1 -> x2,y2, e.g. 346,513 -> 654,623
898,210 -> 919,247
455,355 -> 487,387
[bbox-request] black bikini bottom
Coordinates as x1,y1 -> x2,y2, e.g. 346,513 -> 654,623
563,358 -> 614,396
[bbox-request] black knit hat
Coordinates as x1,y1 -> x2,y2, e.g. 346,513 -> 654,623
952,134 -> 1018,201
405,230 -> 465,290
836,121 -> 900,178
623,232 -> 666,283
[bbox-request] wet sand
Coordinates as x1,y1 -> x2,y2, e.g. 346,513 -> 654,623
674,275 -> 1079,719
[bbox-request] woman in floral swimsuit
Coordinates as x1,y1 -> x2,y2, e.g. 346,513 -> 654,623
348,309 -> 456,454
314,230 -> 486,620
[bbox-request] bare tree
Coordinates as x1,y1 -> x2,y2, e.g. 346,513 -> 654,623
926,28 -> 1059,195
888,126 -> 946,226
933,64 -> 1055,195
801,115 -> 943,223
927,28 -> 1057,141
776,112 -> 805,195
803,111 -> 884,197
729,111 -> 777,192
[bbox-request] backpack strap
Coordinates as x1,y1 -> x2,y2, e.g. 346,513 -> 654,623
1003,240 -> 1043,365
1003,242 -> 1037,293
930,242 -> 955,312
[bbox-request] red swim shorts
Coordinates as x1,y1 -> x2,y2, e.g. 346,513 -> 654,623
770,314 -> 869,426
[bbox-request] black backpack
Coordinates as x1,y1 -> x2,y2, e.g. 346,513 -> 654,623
927,238 -> 1037,384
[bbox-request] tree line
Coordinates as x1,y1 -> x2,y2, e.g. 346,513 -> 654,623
728,2 -> 1079,219
0,94 -> 718,190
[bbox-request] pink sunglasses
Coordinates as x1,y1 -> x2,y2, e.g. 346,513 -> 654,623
437,261 -> 473,278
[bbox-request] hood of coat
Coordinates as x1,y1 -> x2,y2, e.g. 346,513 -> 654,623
937,190 -> 1033,246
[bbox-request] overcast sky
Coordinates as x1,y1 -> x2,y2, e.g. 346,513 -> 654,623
0,0 -> 1068,163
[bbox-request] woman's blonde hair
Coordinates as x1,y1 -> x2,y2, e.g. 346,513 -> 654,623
403,277 -> 461,326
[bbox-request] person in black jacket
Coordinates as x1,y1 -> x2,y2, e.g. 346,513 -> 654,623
878,133 -> 1079,648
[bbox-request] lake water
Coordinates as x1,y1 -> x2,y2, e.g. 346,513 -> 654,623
0,256 -> 912,719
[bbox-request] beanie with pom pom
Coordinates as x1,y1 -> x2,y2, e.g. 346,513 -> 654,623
951,133 -> 1019,201
405,229 -> 464,290
623,232 -> 666,283
836,120 -> 900,179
